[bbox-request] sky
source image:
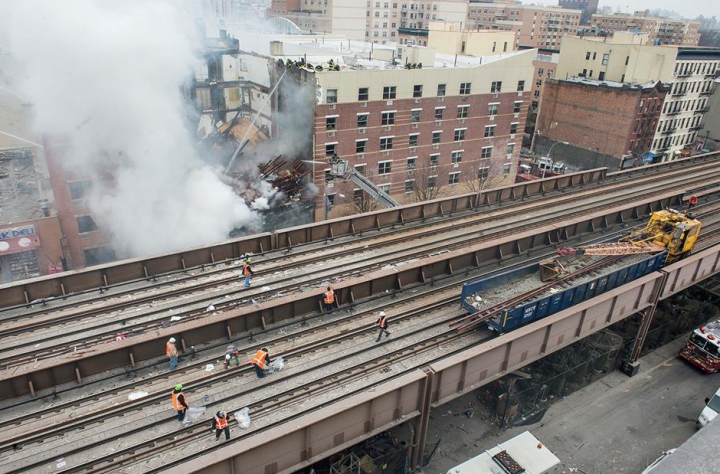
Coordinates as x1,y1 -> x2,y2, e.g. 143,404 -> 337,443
596,0 -> 719,19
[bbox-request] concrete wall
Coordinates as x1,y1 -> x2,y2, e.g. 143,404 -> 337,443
534,136 -> 621,171
428,24 -> 516,56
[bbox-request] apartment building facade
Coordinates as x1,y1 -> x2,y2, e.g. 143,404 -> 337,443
558,0 -> 598,25
309,49 -> 535,218
556,34 -> 720,161
591,11 -> 700,46
466,3 -> 581,49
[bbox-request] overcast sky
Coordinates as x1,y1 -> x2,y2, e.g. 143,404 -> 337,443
596,0 -> 719,19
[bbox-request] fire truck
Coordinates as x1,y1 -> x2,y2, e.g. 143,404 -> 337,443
679,320 -> 720,373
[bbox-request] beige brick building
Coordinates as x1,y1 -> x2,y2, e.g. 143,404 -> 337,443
591,11 -> 700,47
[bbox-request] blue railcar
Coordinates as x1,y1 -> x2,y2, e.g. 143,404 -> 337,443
460,251 -> 668,334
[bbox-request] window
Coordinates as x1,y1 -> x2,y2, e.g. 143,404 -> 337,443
430,154 -> 439,166
585,51 -> 591,60
434,107 -> 444,120
503,163 -> 511,175
378,160 -> 392,174
592,52 -> 596,60
513,101 -> 522,113
381,111 -> 396,125
354,188 -> 363,202
77,215 -> 98,233
451,150 -> 463,164
448,172 -> 460,184
510,122 -> 518,134
598,71 -> 605,81
625,56 -> 629,66
478,167 -> 489,180
487,103 -> 499,116
538,68 -> 544,76
506,143 -> 515,155
491,81 -> 502,93
602,53 -> 609,65
358,87 -> 369,101
357,113 -> 368,128
356,139 -> 367,153
454,129 -> 466,141
481,146 -> 492,158
69,181 -> 90,200
383,86 -> 396,99
484,125 -> 496,137
534,90 -> 540,98
84,246 -> 117,266
460,82 -> 471,94
413,84 -> 423,98
432,131 -> 442,144
326,143 -> 337,156
428,175 -> 437,188
411,109 -> 421,122
437,83 -> 446,96
326,116 -> 338,130
536,79 -> 542,87
407,157 -> 416,170
457,105 -> 469,119
380,137 -> 394,150
405,179 -> 415,193
517,80 -> 525,91
409,133 -> 419,147
327,89 -> 337,103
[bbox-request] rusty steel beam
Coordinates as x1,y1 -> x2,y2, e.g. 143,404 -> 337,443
0,191 -> 684,400
0,169 -> 607,309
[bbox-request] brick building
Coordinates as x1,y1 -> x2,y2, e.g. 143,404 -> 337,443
591,11 -> 700,46
466,2 -> 581,50
536,78 -> 669,169
275,43 -> 536,218
557,0 -> 598,25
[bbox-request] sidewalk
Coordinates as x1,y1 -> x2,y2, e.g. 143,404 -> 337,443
422,337 -> 720,474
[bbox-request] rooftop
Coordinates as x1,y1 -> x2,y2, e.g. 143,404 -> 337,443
561,77 -> 665,91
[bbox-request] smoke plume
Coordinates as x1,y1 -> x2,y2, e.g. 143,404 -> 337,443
3,0 -> 260,257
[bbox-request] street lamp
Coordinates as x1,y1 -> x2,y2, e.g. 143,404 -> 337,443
542,141 -> 569,178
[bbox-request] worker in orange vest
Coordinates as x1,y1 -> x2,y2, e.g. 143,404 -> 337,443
242,259 -> 254,288
212,411 -> 231,440
171,383 -> 189,421
166,337 -> 179,371
375,310 -> 390,342
323,286 -> 337,312
250,347 -> 271,378
688,195 -> 698,209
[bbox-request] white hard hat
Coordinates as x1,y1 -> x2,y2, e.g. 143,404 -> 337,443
225,354 -> 231,360
169,337 -> 176,343
379,311 -> 386,317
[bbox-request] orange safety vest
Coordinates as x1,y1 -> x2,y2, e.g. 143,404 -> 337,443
166,342 -> 177,357
689,196 -> 698,205
251,350 -> 267,369
378,315 -> 387,328
215,415 -> 228,429
323,290 -> 335,304
171,391 -> 185,411
242,262 -> 252,276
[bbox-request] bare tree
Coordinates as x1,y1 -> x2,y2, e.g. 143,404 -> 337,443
411,157 -> 447,202
460,157 -> 506,194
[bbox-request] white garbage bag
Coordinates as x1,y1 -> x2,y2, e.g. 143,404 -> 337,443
182,406 -> 207,426
236,407 -> 251,429
266,356 -> 284,374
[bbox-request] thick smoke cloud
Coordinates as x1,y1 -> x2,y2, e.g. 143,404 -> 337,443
3,0 -> 260,257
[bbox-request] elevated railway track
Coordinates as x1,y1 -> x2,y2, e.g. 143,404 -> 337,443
3,153 -> 720,473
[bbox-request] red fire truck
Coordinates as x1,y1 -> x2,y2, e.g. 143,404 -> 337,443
679,320 -> 720,373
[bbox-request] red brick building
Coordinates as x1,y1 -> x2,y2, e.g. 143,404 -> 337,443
536,78 -> 669,169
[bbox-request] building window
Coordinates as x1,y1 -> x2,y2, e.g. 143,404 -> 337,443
448,171 -> 460,184
326,116 -> 338,130
356,139 -> 367,153
459,82 -> 471,94
457,105 -> 469,118
357,113 -> 368,128
487,103 -> 499,116
380,137 -> 394,150
484,125 -> 496,138
437,83 -> 446,96
409,133 -> 419,147
507,143 -> 515,155
536,79 -> 542,87
592,52 -> 597,60
534,90 -> 540,98
383,86 -> 396,99
430,154 -> 439,166
598,71 -> 605,81
76,215 -> 98,233
413,84 -> 423,97
478,167 -> 489,180
602,53 -> 609,65
84,246 -> 117,266
407,157 -> 416,170
326,143 -> 337,156
358,87 -> 369,101
381,111 -> 396,125
481,146 -> 492,158
586,51 -> 591,60
432,131 -> 442,144
503,163 -> 511,175
451,150 -> 463,164
405,179 -> 415,193
454,129 -> 466,141
327,89 -> 337,103
428,175 -> 437,188
69,181 -> 91,200
411,109 -> 421,122
510,122 -> 518,134
378,160 -> 392,174
491,81 -> 502,93
435,107 -> 444,120
513,101 -> 523,113
517,80 -> 525,91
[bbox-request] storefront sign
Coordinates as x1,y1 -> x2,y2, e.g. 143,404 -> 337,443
0,225 -> 41,255
0,225 -> 36,240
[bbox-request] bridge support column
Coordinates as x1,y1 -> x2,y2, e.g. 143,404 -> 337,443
410,368 -> 434,471
623,272 -> 669,376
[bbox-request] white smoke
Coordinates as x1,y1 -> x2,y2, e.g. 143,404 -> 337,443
3,0 -> 261,257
